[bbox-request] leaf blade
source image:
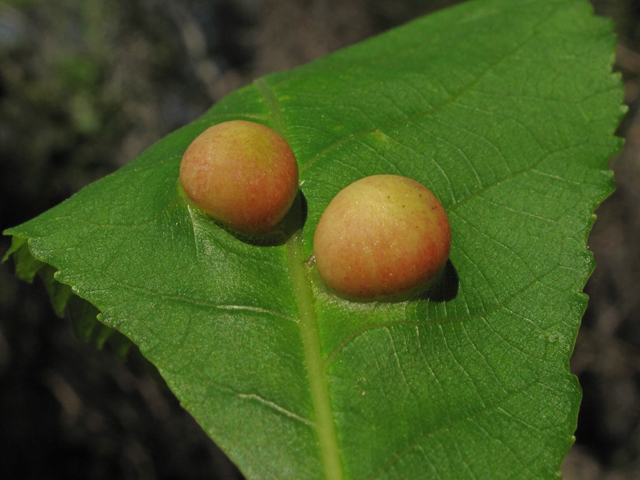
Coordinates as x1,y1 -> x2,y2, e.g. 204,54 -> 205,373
3,0 -> 622,478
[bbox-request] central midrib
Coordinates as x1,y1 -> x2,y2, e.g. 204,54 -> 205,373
254,77 -> 344,480
286,232 -> 344,480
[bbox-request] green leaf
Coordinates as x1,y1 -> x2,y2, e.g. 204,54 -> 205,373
3,0 -> 623,478
5,235 -> 43,282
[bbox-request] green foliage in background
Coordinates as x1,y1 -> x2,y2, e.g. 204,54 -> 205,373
3,0 -> 623,478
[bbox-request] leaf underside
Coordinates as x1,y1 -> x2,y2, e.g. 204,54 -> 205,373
4,0 -> 623,478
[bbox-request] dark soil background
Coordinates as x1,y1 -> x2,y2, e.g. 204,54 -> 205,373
0,0 -> 639,478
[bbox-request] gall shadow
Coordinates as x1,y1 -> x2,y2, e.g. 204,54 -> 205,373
323,259 -> 459,305
373,259 -> 459,304
223,190 -> 307,247
414,259 -> 459,303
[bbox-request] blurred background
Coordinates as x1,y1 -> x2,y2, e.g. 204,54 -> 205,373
0,0 -> 638,478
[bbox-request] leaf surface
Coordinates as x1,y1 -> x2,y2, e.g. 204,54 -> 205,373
4,0 -> 623,478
